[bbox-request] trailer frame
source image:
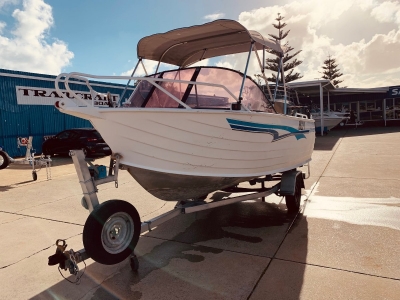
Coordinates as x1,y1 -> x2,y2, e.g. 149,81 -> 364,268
48,149 -> 308,283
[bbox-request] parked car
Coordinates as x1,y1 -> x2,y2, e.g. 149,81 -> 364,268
42,128 -> 112,158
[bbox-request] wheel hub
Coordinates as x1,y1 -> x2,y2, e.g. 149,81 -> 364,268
101,212 -> 134,254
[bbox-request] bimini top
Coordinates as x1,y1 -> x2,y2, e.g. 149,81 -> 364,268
137,19 -> 284,67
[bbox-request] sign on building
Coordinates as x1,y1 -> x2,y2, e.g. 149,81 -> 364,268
16,86 -> 120,106
387,86 -> 400,98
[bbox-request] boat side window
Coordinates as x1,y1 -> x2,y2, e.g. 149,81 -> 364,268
126,69 -> 196,108
126,75 -> 158,107
240,77 -> 273,112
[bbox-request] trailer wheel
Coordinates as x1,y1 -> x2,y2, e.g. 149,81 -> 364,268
0,151 -> 10,170
83,200 -> 141,265
285,176 -> 301,213
32,171 -> 37,181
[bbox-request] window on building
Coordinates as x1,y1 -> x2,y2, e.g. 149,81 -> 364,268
360,100 -> 383,121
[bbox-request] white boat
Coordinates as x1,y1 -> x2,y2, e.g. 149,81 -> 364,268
54,19 -> 316,201
332,110 -> 350,119
311,110 -> 346,132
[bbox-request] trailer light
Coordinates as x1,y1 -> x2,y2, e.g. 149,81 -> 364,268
55,101 -> 60,108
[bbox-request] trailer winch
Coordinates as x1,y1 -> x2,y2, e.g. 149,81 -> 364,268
0,136 -> 52,180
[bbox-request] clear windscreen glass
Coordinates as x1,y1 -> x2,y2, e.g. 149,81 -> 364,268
126,67 -> 273,112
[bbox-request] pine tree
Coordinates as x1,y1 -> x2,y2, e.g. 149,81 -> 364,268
321,55 -> 343,87
264,13 -> 303,84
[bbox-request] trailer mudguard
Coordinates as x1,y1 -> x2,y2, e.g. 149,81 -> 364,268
279,170 -> 304,196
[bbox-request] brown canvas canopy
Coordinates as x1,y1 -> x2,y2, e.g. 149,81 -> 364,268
137,19 -> 284,67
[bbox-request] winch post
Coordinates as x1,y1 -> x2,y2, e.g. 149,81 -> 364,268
24,136 -> 33,160
70,150 -> 99,212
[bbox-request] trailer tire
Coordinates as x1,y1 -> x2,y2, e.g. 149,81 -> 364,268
32,171 -> 37,181
83,200 -> 141,265
0,151 -> 10,170
285,176 -> 301,213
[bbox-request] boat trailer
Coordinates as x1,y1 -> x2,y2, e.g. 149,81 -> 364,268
0,137 -> 52,181
48,149 -> 309,284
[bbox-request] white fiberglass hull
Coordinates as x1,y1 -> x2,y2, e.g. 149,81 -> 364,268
313,116 -> 344,132
62,107 -> 315,200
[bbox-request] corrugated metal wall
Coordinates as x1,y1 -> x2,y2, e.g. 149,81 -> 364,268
0,69 -> 134,157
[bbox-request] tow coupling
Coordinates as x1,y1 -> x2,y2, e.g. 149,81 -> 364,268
48,239 -> 87,284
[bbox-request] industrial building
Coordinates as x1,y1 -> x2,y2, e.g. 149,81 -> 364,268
287,80 -> 400,127
0,69 -> 134,158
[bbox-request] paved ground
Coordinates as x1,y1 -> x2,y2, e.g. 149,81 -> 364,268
1,126 -> 400,300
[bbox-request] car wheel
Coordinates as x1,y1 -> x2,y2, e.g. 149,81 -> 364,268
42,146 -> 53,156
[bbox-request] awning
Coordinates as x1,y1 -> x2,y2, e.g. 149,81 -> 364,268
288,80 -> 388,96
137,19 -> 284,67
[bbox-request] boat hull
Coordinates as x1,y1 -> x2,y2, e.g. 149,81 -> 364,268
127,166 -> 254,200
62,107 -> 315,200
313,117 -> 343,132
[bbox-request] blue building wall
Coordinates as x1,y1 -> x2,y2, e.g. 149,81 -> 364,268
0,69 -> 134,157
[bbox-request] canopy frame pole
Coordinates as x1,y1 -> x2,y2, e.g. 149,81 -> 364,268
327,90 -> 330,112
280,58 -> 287,115
263,46 -> 265,71
320,83 -> 324,136
200,48 -> 207,61
238,42 -> 254,105
156,42 -> 186,73
273,57 -> 282,101
118,59 -> 141,107
253,45 -> 273,102
141,60 -> 148,76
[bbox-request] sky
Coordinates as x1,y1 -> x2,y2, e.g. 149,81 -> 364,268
0,0 -> 399,88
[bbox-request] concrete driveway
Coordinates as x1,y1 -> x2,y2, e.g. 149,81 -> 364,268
1,126 -> 399,299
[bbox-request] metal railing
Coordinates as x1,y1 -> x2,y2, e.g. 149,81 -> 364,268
55,72 -> 250,112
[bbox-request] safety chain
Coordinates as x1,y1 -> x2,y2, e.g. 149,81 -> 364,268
58,249 -> 86,285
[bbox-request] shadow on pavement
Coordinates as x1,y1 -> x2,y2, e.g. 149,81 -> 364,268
30,201 -> 309,300
249,214 -> 308,300
314,126 -> 400,151
0,180 -> 38,191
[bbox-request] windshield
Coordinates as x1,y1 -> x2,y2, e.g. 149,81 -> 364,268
126,67 -> 274,112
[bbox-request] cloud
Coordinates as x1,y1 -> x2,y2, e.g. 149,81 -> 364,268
370,1 -> 400,24
203,13 -> 225,21
0,0 -> 19,10
0,0 -> 73,74
0,21 -> 6,33
121,60 -> 178,77
190,58 -> 210,67
208,0 -> 400,88
123,0 -> 400,89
